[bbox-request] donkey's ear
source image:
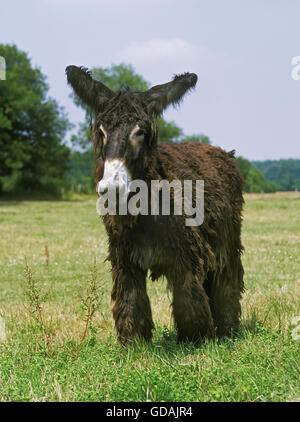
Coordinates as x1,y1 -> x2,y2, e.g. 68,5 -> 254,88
66,65 -> 113,111
143,72 -> 197,116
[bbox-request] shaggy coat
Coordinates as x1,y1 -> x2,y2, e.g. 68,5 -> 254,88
66,65 -> 245,344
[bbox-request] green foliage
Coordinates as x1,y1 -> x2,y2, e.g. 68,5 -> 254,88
236,156 -> 278,193
66,149 -> 94,193
252,159 -> 300,191
93,63 -> 149,92
181,134 -> 211,144
156,117 -> 182,143
70,121 -> 90,150
0,44 -> 71,194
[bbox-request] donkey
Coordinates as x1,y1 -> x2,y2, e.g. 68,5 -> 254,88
66,65 -> 245,344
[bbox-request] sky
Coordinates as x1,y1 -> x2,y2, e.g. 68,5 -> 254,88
1,0 -> 300,160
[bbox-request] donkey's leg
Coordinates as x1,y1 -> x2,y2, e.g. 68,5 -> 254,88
170,271 -> 215,343
111,266 -> 154,344
208,255 -> 244,338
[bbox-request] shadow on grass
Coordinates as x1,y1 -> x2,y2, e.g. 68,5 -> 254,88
117,326 -> 213,360
120,315 -> 279,359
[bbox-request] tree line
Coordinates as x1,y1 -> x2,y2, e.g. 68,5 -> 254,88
252,159 -> 300,191
0,44 -> 298,196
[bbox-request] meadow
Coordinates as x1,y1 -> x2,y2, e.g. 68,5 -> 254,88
0,192 -> 299,402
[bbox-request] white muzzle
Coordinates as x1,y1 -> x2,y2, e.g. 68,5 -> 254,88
96,159 -> 131,198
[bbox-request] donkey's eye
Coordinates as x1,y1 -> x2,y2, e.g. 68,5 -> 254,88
135,129 -> 144,137
132,132 -> 144,145
129,124 -> 145,147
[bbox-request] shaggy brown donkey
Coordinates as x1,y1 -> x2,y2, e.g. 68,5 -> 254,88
66,66 -> 245,344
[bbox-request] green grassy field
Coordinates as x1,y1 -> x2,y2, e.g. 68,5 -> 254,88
0,192 -> 299,402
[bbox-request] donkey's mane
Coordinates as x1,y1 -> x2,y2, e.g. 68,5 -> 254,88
98,89 -> 149,124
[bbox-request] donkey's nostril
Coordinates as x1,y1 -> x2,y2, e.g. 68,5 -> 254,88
101,187 -> 108,195
97,180 -> 108,195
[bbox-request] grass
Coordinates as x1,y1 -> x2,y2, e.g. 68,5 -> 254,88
0,192 -> 299,402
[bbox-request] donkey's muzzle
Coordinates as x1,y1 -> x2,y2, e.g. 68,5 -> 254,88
96,159 -> 131,200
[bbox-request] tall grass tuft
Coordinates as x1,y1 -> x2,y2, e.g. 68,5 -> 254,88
45,245 -> 50,269
73,257 -> 104,360
23,257 -> 54,357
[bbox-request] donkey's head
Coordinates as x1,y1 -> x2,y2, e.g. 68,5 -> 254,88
66,66 -> 197,198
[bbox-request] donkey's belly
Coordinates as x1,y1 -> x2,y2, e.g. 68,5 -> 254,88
129,242 -> 165,271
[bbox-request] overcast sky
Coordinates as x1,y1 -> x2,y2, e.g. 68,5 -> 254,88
1,0 -> 300,160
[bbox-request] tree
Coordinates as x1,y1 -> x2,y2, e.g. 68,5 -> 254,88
252,159 -> 300,191
156,117 -> 182,143
0,44 -> 71,194
66,149 -> 94,193
235,156 -> 252,180
93,64 -> 149,92
181,134 -> 211,144
235,156 -> 277,192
